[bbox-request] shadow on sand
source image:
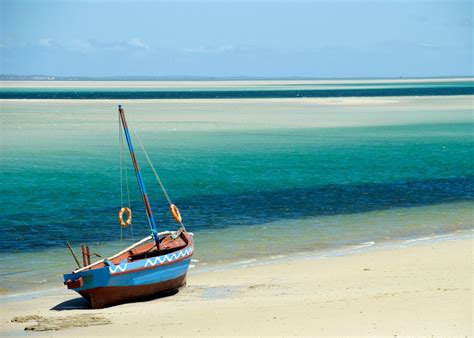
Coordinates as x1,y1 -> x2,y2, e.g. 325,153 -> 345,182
51,289 -> 179,311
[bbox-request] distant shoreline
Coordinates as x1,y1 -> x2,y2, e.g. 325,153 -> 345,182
1,77 -> 474,88
1,75 -> 474,81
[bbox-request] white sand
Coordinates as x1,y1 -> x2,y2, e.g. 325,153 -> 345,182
1,239 -> 472,336
2,96 -> 473,135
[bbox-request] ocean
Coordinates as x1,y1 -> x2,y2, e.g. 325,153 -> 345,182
1,80 -> 473,99
0,79 -> 473,295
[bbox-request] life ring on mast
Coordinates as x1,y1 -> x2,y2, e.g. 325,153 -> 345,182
118,207 -> 132,227
170,204 -> 182,223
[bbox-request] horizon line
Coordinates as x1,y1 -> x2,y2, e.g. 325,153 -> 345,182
1,74 -> 474,82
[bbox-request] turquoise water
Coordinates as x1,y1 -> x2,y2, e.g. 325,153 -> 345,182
0,86 -> 473,294
1,80 -> 473,98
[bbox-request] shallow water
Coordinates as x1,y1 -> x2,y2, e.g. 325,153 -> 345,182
1,80 -> 473,99
0,85 -> 473,294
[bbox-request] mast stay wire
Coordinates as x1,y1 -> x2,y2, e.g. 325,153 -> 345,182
123,133 -> 133,239
119,112 -> 134,241
119,114 -> 123,243
131,128 -> 187,232
131,128 -> 173,206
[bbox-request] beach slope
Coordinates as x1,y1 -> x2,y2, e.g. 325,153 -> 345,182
1,238 -> 472,336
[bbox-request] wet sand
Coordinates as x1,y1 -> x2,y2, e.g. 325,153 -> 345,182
1,238 -> 472,336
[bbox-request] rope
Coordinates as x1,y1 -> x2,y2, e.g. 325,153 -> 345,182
119,114 -> 124,243
119,115 -> 124,207
127,152 -> 133,240
119,112 -> 133,240
122,118 -> 186,234
124,149 -> 131,208
132,129 -> 187,233
132,128 -> 173,206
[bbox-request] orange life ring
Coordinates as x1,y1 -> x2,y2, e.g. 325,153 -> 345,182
170,204 -> 182,223
118,207 -> 132,227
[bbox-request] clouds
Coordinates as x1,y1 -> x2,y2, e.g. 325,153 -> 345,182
127,38 -> 149,50
182,44 -> 237,54
420,42 -> 438,49
26,38 -> 238,57
37,38 -> 54,48
2,0 -> 473,77
31,37 -> 150,54
66,40 -> 95,54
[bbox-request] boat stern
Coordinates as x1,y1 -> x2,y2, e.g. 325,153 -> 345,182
63,266 -> 109,292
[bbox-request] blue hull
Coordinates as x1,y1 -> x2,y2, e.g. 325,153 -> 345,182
64,236 -> 194,308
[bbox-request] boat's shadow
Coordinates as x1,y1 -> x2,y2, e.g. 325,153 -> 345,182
51,297 -> 90,311
51,289 -> 179,311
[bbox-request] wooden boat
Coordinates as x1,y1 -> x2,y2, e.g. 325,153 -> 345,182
63,105 -> 194,309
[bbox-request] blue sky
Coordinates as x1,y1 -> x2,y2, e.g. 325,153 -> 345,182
1,0 -> 472,78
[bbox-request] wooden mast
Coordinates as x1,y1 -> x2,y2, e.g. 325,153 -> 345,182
118,105 -> 160,247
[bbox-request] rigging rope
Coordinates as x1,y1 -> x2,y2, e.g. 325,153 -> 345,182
119,114 -> 186,233
119,115 -> 123,207
131,129 -> 173,206
123,135 -> 131,209
119,115 -> 123,243
132,128 -> 187,231
119,112 -> 133,240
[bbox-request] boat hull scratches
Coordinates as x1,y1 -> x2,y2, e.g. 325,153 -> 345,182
80,274 -> 187,309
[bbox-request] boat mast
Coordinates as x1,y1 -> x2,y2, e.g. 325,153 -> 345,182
118,105 -> 160,246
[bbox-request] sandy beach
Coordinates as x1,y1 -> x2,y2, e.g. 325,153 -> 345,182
1,238 -> 471,336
